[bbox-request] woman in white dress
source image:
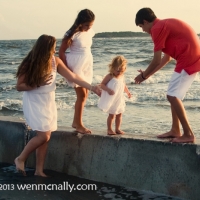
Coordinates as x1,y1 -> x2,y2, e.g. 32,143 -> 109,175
98,56 -> 132,135
14,35 -> 100,177
59,9 -> 95,134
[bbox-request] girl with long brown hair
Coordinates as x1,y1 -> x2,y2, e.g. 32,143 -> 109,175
15,34 -> 99,176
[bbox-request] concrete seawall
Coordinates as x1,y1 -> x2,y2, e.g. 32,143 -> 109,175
0,116 -> 200,200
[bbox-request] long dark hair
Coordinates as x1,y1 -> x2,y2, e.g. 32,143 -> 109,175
16,34 -> 56,87
62,9 -> 95,44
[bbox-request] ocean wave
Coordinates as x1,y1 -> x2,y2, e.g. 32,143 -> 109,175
0,85 -> 16,92
0,99 -> 22,111
0,44 -> 21,49
134,59 -> 152,66
2,93 -> 200,114
55,78 -> 70,88
56,99 -> 74,110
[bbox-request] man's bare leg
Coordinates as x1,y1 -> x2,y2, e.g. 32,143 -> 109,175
167,96 -> 194,143
157,104 -> 181,138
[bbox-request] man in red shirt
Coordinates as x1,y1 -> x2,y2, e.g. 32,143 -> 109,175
134,7 -> 200,143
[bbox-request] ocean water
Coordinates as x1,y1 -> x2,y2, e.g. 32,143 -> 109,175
1,37 -> 200,138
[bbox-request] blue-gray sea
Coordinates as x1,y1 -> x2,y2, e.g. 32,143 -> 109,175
0,37 -> 200,138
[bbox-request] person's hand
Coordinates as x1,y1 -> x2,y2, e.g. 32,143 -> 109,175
107,88 -> 114,95
39,75 -> 53,87
134,69 -> 146,84
127,92 -> 132,98
91,85 -> 101,96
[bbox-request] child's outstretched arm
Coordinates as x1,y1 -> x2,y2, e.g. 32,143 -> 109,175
100,74 -> 114,95
56,57 -> 101,96
124,84 -> 131,98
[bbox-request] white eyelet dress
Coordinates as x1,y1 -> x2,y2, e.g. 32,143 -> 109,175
22,56 -> 57,132
65,28 -> 95,87
98,75 -> 126,115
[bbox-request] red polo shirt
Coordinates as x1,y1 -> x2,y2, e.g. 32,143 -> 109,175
150,18 -> 200,75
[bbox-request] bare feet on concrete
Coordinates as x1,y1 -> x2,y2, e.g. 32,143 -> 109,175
116,129 -> 125,135
157,130 -> 181,139
72,124 -> 92,134
107,130 -> 116,135
34,171 -> 49,177
14,157 -> 26,176
170,134 -> 195,143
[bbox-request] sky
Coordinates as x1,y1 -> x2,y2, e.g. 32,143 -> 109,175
0,0 -> 200,40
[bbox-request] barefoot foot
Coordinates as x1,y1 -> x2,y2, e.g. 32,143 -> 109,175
170,135 -> 195,143
34,171 -> 49,177
107,130 -> 116,135
76,126 -> 91,134
157,130 -> 181,139
116,129 -> 125,134
14,157 -> 26,176
71,122 -> 77,129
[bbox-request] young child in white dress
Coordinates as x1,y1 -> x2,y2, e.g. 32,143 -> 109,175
14,35 -> 100,177
98,55 -> 131,135
59,9 -> 95,134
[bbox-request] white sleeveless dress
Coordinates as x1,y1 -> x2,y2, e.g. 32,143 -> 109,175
65,28 -> 95,87
98,75 -> 126,115
22,57 -> 57,132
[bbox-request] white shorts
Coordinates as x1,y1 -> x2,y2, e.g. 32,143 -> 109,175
167,70 -> 197,100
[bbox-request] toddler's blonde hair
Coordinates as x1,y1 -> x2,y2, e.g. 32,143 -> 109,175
109,55 -> 127,76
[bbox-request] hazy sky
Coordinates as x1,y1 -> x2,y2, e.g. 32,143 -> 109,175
0,0 -> 200,40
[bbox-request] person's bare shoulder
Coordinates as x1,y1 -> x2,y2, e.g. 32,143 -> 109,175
104,73 -> 112,80
54,56 -> 62,65
101,73 -> 112,85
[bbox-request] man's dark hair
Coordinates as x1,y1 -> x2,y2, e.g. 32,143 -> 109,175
135,8 -> 157,25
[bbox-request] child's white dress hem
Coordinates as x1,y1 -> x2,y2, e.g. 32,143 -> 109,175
98,75 -> 125,115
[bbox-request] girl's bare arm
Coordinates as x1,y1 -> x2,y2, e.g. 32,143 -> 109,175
58,37 -> 71,67
16,74 -> 52,91
100,74 -> 114,95
56,57 -> 101,95
124,84 -> 131,98
16,74 -> 37,91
